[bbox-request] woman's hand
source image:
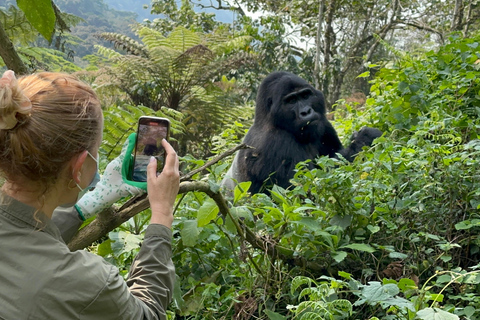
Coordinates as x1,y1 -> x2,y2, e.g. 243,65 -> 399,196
147,139 -> 180,228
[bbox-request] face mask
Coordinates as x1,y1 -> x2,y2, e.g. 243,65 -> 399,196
75,151 -> 100,202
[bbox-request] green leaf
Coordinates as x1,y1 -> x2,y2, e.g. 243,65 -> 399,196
97,239 -> 112,257
342,243 -> 375,253
181,220 -> 199,247
17,0 -> 55,42
234,181 -> 251,204
416,307 -> 459,320
389,252 -> 408,259
332,251 -> 348,263
291,276 -> 317,294
264,309 -> 287,320
464,306 -> 475,318
355,282 -> 399,304
197,198 -> 219,227
357,71 -> 370,78
109,231 -> 142,257
338,271 -> 352,280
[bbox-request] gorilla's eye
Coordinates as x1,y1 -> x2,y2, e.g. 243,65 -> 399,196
299,88 -> 313,99
284,94 -> 298,104
283,88 -> 313,104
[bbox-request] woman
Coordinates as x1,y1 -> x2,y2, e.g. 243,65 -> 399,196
0,71 -> 179,319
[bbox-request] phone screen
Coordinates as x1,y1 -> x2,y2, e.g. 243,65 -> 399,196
132,117 -> 170,182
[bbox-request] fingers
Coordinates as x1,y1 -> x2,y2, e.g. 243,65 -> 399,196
146,140 -> 179,228
146,156 -> 158,179
146,139 -> 179,179
161,139 -> 178,172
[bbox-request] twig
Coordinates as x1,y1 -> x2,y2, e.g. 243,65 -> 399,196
180,143 -> 249,181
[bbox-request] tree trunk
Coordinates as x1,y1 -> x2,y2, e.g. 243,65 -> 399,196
314,0 -> 326,90
451,0 -> 464,31
463,0 -> 473,36
321,0 -> 337,110
0,20 -> 29,75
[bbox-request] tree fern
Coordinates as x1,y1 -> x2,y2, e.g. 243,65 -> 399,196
95,32 -> 149,57
93,25 -> 257,157
94,45 -> 122,59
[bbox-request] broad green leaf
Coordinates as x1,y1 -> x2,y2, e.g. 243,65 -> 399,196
181,220 -> 199,247
416,307 -> 459,320
332,251 -> 348,263
234,181 -> 251,204
109,231 -> 142,256
197,198 -> 219,227
230,206 -> 254,224
342,243 -> 375,253
397,278 -> 417,291
354,282 -> 399,304
464,306 -> 475,318
389,252 -> 408,259
97,239 -> 112,257
338,271 -> 352,280
17,0 -> 55,41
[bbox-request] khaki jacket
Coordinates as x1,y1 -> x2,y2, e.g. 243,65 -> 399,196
0,193 -> 175,320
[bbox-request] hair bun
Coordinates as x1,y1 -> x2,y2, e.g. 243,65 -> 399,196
0,70 -> 32,130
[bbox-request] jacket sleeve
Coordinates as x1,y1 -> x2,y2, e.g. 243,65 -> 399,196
79,224 -> 175,320
51,205 -> 83,243
127,224 -> 175,318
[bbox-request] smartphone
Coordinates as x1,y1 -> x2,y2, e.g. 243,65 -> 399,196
132,116 -> 170,182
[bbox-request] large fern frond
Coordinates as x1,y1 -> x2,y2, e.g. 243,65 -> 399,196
167,26 -> 202,51
96,32 -> 149,57
95,45 -> 123,59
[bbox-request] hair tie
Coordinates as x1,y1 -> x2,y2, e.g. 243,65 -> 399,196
0,70 -> 33,130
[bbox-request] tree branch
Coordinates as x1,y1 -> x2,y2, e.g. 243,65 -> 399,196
195,0 -> 246,16
181,143 -> 249,181
67,154 -> 326,272
395,19 -> 444,44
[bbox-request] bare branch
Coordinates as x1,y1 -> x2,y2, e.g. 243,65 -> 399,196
395,19 -> 444,44
195,0 -> 246,16
181,144 -> 250,181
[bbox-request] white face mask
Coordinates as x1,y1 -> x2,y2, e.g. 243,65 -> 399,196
75,151 -> 100,203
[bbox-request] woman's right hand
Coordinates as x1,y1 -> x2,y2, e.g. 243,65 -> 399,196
146,139 -> 180,228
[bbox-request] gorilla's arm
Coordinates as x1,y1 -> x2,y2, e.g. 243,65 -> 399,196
235,128 -> 313,194
338,127 -> 382,162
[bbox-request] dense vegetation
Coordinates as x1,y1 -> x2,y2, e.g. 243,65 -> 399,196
2,0 -> 480,319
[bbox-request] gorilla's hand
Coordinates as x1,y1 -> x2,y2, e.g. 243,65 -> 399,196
351,127 -> 383,147
339,127 -> 382,162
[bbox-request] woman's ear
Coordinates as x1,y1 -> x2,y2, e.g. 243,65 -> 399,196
71,150 -> 88,185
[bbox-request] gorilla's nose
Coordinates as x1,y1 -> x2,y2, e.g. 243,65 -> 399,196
299,105 -> 314,120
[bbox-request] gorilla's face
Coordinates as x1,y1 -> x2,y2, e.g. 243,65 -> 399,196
268,74 -> 327,142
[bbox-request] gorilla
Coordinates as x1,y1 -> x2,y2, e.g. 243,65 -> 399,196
222,71 -> 382,194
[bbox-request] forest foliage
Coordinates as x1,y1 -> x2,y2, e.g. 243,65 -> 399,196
1,0 -> 480,319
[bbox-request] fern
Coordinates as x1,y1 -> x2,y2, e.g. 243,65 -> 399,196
96,32 -> 149,57
95,45 -> 122,59
92,25 -> 256,157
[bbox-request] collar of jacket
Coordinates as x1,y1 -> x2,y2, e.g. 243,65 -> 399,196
0,191 -> 62,240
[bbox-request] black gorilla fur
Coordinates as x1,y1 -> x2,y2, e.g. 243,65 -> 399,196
223,71 -> 382,194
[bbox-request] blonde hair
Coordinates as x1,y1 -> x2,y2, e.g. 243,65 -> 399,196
0,72 -> 102,188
